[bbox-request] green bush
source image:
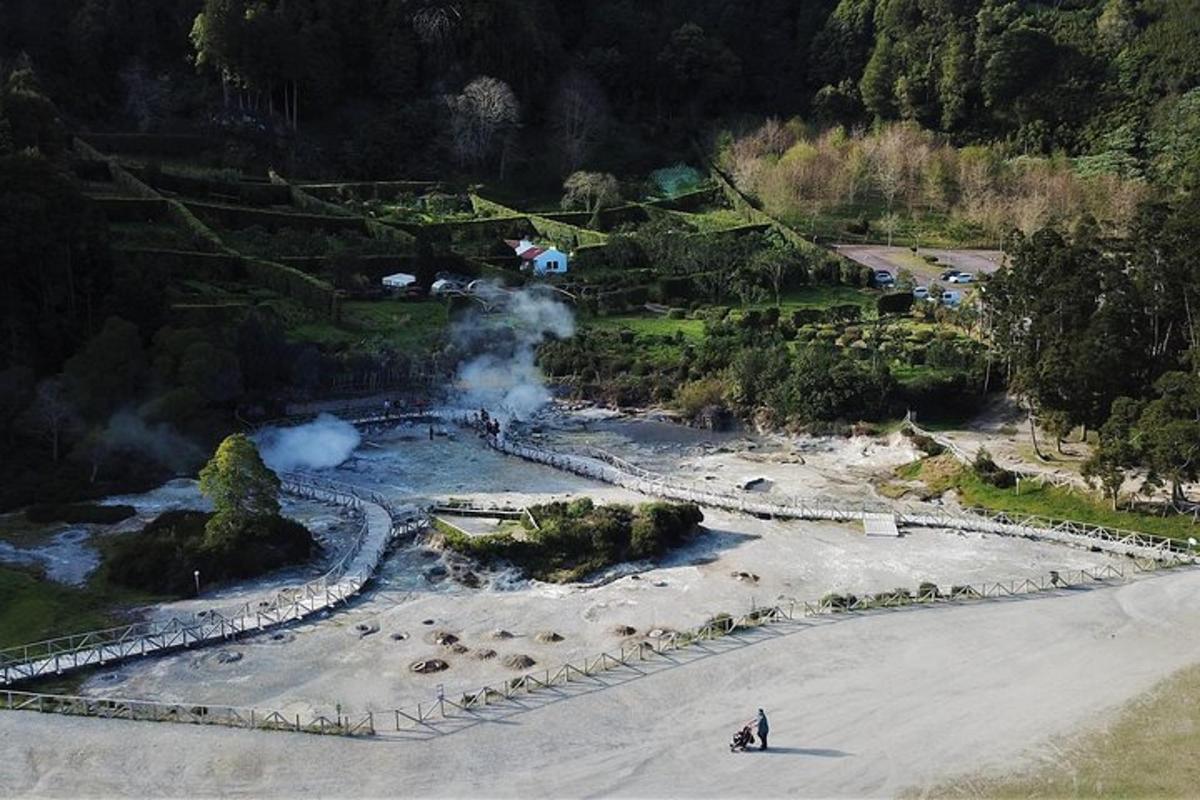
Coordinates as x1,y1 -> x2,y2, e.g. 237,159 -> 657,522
973,447 -> 1016,488
106,510 -> 314,595
440,500 -> 703,583
667,308 -> 687,319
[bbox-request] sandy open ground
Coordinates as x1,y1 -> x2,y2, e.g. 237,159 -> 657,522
3,417 -> 1199,798
4,568 -> 1200,798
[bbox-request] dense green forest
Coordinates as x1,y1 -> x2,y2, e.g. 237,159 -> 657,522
1,0 -> 1199,514
3,0 -> 1198,180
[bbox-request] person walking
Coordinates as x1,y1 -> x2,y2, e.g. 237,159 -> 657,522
754,709 -> 769,751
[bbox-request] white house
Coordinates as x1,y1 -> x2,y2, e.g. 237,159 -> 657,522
381,272 -> 417,291
505,238 -> 569,275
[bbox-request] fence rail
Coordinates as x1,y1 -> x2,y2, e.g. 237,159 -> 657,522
0,560 -> 1161,738
474,428 -> 1194,564
0,475 -> 425,686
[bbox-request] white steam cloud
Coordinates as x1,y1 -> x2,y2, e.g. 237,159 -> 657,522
256,413 -> 361,472
452,284 -> 575,421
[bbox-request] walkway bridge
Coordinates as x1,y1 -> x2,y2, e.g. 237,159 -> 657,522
323,406 -> 1195,565
0,474 -> 424,686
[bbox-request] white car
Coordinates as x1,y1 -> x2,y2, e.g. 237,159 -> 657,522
947,272 -> 974,284
941,290 -> 962,306
912,286 -> 929,300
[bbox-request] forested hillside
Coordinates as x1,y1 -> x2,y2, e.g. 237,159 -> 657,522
1,0 -> 1199,516
3,0 -> 1197,182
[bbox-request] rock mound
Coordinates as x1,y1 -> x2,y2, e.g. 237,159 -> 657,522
491,629 -> 515,640
503,654 -> 536,670
612,625 -> 637,637
535,631 -> 564,643
474,648 -> 497,660
409,658 -> 449,674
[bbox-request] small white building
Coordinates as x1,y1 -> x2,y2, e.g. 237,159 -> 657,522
505,238 -> 569,275
381,272 -> 417,289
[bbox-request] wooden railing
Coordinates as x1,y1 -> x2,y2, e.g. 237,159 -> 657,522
0,475 -> 424,686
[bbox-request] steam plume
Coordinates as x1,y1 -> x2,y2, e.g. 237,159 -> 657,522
452,284 -> 574,421
256,413 -> 361,472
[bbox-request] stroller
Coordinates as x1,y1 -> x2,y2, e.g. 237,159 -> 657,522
729,725 -> 755,752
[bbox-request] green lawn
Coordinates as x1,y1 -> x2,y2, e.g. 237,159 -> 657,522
586,314 -> 705,339
0,566 -> 154,650
903,456 -> 1200,541
928,663 -> 1200,798
290,299 -> 450,353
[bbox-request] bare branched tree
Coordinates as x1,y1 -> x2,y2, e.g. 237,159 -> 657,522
24,377 -> 80,463
562,171 -> 621,214
408,0 -> 462,45
447,76 -> 520,176
550,71 -> 610,174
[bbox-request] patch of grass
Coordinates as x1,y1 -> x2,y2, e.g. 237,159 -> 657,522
955,473 -> 1200,540
929,663 -> 1200,798
902,455 -> 1200,540
289,299 -> 450,353
0,566 -> 155,650
587,314 -> 705,340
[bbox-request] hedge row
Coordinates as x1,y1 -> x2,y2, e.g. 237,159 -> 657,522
89,196 -> 167,223
169,302 -> 252,326
470,194 -> 608,247
185,200 -> 370,235
76,137 -> 229,254
131,167 -> 292,207
114,247 -> 243,281
707,162 -> 842,267
243,258 -> 340,318
643,185 -> 721,211
298,180 -> 445,203
269,170 -> 417,250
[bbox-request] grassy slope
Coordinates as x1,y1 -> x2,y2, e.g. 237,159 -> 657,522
898,457 -> 1200,540
934,663 -> 1200,798
289,299 -> 450,353
0,566 -> 153,649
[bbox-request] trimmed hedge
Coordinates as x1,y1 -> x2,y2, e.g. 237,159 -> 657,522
243,258 -> 339,318
299,181 -> 445,203
131,167 -> 292,207
90,196 -> 167,223
471,194 -> 608,247
169,302 -> 253,326
114,248 -> 242,281
185,200 -> 369,235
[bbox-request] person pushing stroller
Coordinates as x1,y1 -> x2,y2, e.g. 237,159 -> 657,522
730,709 -> 769,752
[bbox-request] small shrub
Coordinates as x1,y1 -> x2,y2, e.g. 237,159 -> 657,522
973,447 -> 1016,488
917,581 -> 941,599
667,308 -> 686,319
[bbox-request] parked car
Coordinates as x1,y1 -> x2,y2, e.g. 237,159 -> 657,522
941,290 -> 962,306
940,269 -> 961,281
875,270 -> 895,287
947,272 -> 974,284
912,286 -> 929,300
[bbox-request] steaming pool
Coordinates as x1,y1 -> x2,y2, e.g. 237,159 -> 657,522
67,414 -> 1123,715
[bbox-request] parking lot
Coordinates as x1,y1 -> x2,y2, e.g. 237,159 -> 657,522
833,244 -> 1006,300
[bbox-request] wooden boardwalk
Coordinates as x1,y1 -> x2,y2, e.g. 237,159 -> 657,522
0,474 -> 423,686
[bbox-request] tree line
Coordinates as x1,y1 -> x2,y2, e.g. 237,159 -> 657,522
2,0 -> 1197,183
